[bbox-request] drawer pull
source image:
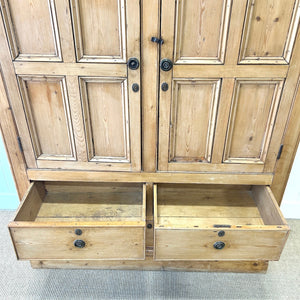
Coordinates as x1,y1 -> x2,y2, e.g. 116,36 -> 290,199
74,239 -> 86,248
213,241 -> 225,250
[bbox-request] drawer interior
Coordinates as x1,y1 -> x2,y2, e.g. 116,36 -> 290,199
154,184 -> 287,229
15,182 -> 146,224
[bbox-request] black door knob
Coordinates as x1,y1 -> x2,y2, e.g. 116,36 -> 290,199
128,57 -> 139,70
74,239 -> 86,248
160,59 -> 173,71
213,241 -> 225,250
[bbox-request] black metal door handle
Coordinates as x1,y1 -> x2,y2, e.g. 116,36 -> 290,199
128,58 -> 139,70
151,37 -> 164,45
160,59 -> 173,71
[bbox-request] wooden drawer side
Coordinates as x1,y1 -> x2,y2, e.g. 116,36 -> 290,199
252,186 -> 288,225
14,182 -> 45,221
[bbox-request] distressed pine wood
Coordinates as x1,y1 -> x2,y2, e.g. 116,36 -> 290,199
223,79 -> 284,167
239,0 -> 300,64
252,186 -> 288,225
0,0 -> 61,61
9,182 -> 146,260
173,65 -> 288,78
1,0 -> 298,272
14,62 -> 127,77
212,78 -> 235,164
80,78 -> 130,163
30,258 -> 269,273
18,76 -> 76,161
14,182 -> 45,222
27,170 -> 273,185
155,229 -> 288,261
158,0 -> 298,174
55,0 -> 76,63
124,0 -> 141,171
0,11 -> 37,168
264,22 -> 300,173
65,76 -> 88,162
158,0 -> 176,171
154,184 -> 289,261
11,227 -> 145,260
71,0 -> 126,62
141,0 -> 160,172
271,76 -> 300,204
167,80 -> 220,165
0,0 -> 141,172
174,0 -> 231,64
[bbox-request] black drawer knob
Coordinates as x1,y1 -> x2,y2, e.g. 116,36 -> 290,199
213,241 -> 225,250
74,239 -> 85,248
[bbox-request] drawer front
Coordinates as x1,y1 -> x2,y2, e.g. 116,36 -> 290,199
155,229 -> 289,261
10,227 -> 145,260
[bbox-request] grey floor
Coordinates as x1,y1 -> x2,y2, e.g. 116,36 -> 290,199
0,210 -> 299,300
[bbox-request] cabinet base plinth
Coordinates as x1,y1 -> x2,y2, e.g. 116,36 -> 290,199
30,258 -> 268,273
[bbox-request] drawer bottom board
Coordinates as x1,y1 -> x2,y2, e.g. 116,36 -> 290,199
30,258 -> 269,273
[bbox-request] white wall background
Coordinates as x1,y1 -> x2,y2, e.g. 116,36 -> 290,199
280,143 -> 300,218
0,134 -> 19,209
0,134 -> 299,218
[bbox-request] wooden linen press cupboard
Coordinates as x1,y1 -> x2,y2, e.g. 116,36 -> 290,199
0,0 -> 299,273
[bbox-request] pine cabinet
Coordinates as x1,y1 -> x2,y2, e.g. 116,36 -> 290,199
1,0 -> 299,273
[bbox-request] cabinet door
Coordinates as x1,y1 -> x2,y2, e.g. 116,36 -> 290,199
158,0 -> 300,173
0,0 -> 141,171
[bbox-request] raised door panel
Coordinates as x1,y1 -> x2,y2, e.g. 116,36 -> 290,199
169,80 -> 220,164
80,78 -> 130,163
174,0 -> 231,64
71,0 -> 126,62
239,0 -> 300,64
161,80 -> 220,171
0,0 -> 61,61
18,76 -> 75,161
223,80 -> 284,164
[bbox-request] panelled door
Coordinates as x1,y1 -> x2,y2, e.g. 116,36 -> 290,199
158,0 -> 300,173
0,0 -> 141,171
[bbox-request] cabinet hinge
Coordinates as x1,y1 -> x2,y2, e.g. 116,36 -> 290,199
17,136 -> 23,153
277,144 -> 284,160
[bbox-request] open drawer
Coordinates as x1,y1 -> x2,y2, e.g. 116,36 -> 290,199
154,184 -> 289,261
9,182 -> 146,260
